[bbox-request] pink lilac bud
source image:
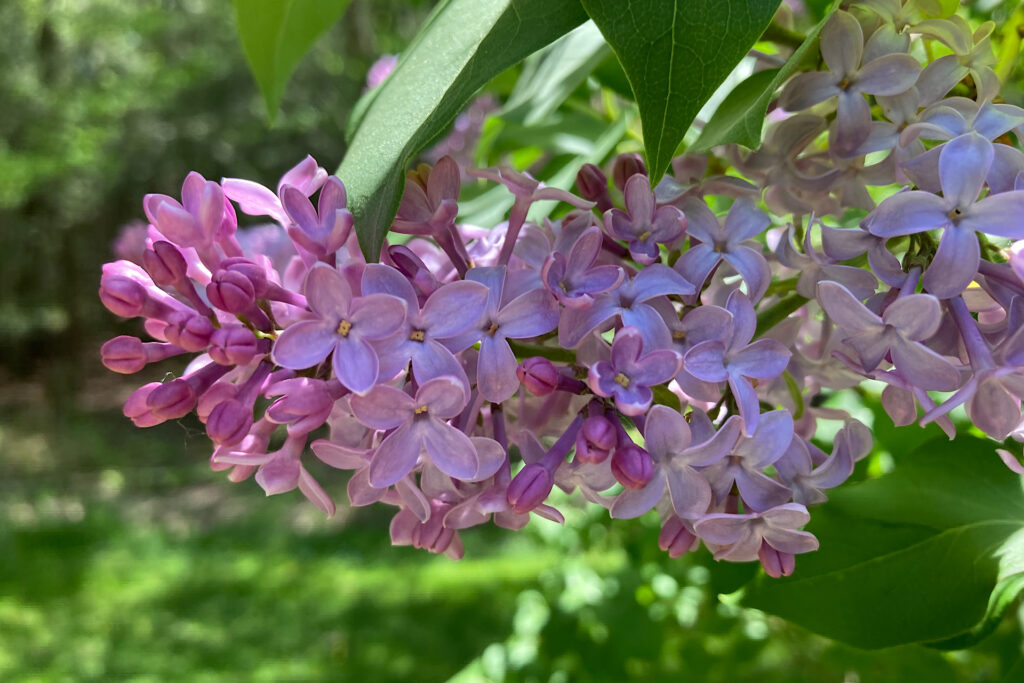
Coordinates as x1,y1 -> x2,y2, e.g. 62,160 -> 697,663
575,415 -> 617,464
100,336 -> 185,374
207,269 -> 256,313
576,163 -> 613,212
208,326 -> 263,365
207,399 -> 254,446
506,463 -> 554,514
98,276 -> 147,317
612,153 -> 647,192
658,517 -> 699,559
163,312 -> 214,352
517,357 -> 560,396
758,540 -> 796,578
146,378 -> 197,419
123,382 -> 165,427
412,499 -> 458,554
143,241 -> 189,287
611,444 -> 654,489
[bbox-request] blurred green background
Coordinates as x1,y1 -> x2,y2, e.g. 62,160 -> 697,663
2,0 -> 1023,680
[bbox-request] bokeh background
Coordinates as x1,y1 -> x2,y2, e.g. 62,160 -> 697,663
2,0 -> 1023,680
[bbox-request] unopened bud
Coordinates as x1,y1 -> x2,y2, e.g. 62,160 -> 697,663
143,241 -> 188,286
209,326 -> 260,365
164,312 -> 214,352
146,378 -> 196,419
575,415 -> 617,464
123,382 -> 165,427
611,444 -> 653,489
207,269 -> 256,313
506,462 -> 554,514
612,153 -> 647,192
99,276 -> 146,318
576,163 -> 612,211
101,336 -> 148,374
658,516 -> 698,558
517,357 -> 560,396
758,541 -> 796,578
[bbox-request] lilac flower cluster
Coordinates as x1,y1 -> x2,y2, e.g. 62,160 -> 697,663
99,4 -> 1024,576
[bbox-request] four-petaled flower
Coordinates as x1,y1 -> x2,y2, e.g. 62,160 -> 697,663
587,327 -> 682,416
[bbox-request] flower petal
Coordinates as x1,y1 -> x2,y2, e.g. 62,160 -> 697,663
304,264 -> 352,320
333,336 -> 381,395
420,419 -> 479,480
939,133 -> 993,209
350,383 -> 414,430
368,424 -> 421,488
922,224 -> 979,299
272,320 -> 336,370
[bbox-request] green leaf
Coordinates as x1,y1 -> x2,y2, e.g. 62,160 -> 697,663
500,21 -> 609,126
233,0 -> 351,123
338,0 -> 588,260
745,437 -> 1024,649
693,1 -> 839,151
580,0 -> 781,181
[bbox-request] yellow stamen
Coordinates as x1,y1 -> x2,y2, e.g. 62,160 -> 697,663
414,405 -> 429,415
613,372 -> 631,388
638,230 -> 652,241
336,319 -> 352,336
409,329 -> 426,341
672,330 -> 687,340
486,321 -> 500,336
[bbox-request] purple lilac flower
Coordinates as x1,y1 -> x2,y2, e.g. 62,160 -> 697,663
541,226 -> 625,308
700,409 -> 794,511
222,155 -> 327,225
675,198 -> 772,302
695,502 -> 819,563
271,264 -> 407,394
603,173 -> 686,264
559,264 -> 695,349
780,10 -> 920,156
611,406 -> 741,520
816,281 -> 960,391
866,133 -> 1024,298
774,421 -> 870,505
280,176 -> 353,260
587,327 -> 682,416
350,376 -> 500,487
684,291 -> 791,434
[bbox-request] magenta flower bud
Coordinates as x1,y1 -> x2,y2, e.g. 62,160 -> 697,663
99,276 -> 146,317
146,378 -> 196,419
611,444 -> 654,490
412,499 -> 457,554
575,415 -> 617,464
758,541 -> 796,578
206,399 -> 254,446
123,382 -> 165,427
658,517 -> 698,559
576,163 -> 613,211
209,325 -> 261,365
506,462 -> 554,514
207,269 -> 256,314
101,336 -> 148,374
163,312 -> 214,352
143,241 -> 189,287
517,357 -> 560,396
220,257 -> 270,296
612,153 -> 647,192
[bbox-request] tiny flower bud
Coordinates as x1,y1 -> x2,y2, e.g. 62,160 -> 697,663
658,516 -> 698,558
612,153 -> 647,192
575,415 -> 617,464
146,378 -> 196,419
163,312 -> 214,352
207,269 -> 256,314
412,499 -> 457,553
611,444 -> 653,489
101,336 -> 147,374
506,462 -> 554,514
99,276 -> 146,318
209,325 -> 261,366
207,399 -> 254,446
576,163 -> 612,211
517,357 -> 560,396
123,382 -> 165,427
758,541 -> 796,578
221,257 -> 270,297
143,241 -> 188,286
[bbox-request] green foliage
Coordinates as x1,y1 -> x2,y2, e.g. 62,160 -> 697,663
746,437 -> 1024,649
233,0 -> 353,123
580,0 -> 781,181
693,0 -> 840,151
338,0 -> 588,260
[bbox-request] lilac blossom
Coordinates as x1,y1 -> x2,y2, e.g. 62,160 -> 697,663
587,327 -> 682,416
603,173 -> 686,264
541,226 -> 624,308
675,198 -> 772,302
695,503 -> 819,563
816,281 -> 960,391
866,133 -> 1024,298
684,291 -> 791,434
271,264 -> 407,394
700,409 -> 794,511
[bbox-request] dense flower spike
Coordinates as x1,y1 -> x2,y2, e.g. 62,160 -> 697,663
100,2 -> 1024,578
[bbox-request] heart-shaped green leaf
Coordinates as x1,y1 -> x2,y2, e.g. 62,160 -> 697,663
338,0 -> 588,260
234,0 -> 352,123
580,0 -> 781,181
745,437 -> 1024,649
